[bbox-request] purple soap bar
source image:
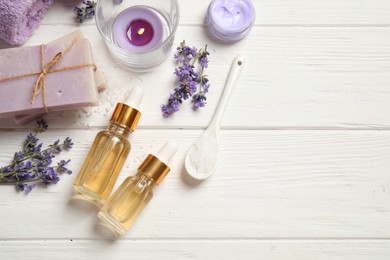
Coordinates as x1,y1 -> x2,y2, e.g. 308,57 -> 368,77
13,68 -> 106,125
13,31 -> 107,125
0,30 -> 101,118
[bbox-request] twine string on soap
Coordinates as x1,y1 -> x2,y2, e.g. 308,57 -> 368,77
0,37 -> 97,112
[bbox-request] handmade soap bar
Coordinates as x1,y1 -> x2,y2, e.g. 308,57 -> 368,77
13,70 -> 106,125
13,32 -> 107,125
0,30 -> 102,118
14,67 -> 106,125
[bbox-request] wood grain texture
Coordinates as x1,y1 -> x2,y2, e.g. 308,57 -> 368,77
0,130 -> 389,239
1,240 -> 390,260
43,0 -> 390,25
0,25 -> 389,129
0,0 -> 390,259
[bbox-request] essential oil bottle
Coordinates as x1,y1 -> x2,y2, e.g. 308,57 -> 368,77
72,86 -> 144,206
97,141 -> 177,236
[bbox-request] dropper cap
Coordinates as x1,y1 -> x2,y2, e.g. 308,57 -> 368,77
110,86 -> 144,131
138,141 -> 178,184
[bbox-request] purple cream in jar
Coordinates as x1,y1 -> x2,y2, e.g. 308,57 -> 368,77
207,0 -> 255,42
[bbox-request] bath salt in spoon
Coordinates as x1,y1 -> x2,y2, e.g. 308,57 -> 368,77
185,55 -> 245,180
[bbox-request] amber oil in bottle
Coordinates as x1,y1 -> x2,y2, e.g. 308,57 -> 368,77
72,86 -> 144,206
97,141 -> 177,235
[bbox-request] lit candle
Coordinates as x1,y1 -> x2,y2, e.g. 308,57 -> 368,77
207,0 -> 255,42
113,6 -> 163,52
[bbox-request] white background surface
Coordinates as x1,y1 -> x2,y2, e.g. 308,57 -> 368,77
1,0 -> 390,259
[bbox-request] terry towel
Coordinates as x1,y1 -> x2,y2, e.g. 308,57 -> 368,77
0,0 -> 54,45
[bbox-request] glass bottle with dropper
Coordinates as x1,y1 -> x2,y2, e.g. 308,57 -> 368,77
72,86 -> 144,206
97,141 -> 178,236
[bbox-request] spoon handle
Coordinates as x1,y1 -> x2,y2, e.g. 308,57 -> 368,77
207,55 -> 246,134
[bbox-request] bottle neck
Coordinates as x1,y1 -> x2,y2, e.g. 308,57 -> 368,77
135,171 -> 156,192
135,170 -> 157,189
107,122 -> 131,138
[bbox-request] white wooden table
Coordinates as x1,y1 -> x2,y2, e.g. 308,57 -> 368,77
1,0 -> 390,259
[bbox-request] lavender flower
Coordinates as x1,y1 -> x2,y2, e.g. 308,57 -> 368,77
162,41 -> 210,116
113,0 -> 123,4
36,119 -> 48,133
161,93 -> 182,115
42,168 -> 60,185
17,183 -> 36,193
13,151 -> 25,163
63,137 -> 74,150
174,41 -> 197,64
74,1 -> 96,23
192,93 -> 207,110
24,133 -> 38,147
57,160 -> 73,174
0,120 -> 73,193
199,49 -> 210,68
49,140 -> 62,154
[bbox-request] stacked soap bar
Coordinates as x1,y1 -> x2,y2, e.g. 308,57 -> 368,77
0,30 -> 106,124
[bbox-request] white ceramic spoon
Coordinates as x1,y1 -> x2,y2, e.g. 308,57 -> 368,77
185,55 -> 246,180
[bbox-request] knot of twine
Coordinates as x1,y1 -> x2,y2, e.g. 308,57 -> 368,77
0,37 -> 97,112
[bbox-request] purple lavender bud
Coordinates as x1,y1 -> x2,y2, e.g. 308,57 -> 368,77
17,183 -> 25,191
74,1 -> 96,23
192,93 -> 207,110
36,119 -> 48,133
16,183 -> 36,193
170,99 -> 180,112
50,140 -> 62,154
24,184 -> 36,193
0,166 -> 11,173
57,159 -> 73,174
42,168 -> 60,185
63,137 -> 74,150
13,151 -> 25,162
161,104 -> 172,116
25,133 -> 38,146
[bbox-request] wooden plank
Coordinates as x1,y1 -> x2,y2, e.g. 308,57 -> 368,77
43,0 -> 390,25
1,240 -> 390,259
0,129 -> 389,239
1,0 -> 389,258
1,25 -> 390,129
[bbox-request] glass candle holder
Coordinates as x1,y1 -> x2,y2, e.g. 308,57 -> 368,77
96,0 -> 180,72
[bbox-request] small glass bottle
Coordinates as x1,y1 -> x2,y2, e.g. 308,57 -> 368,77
72,86 -> 144,206
97,141 -> 178,236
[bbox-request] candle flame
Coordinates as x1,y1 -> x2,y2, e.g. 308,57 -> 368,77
137,28 -> 145,35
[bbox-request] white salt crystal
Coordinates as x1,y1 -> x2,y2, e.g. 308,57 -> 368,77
188,134 -> 219,177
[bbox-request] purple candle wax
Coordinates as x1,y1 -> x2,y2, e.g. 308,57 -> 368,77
113,6 -> 163,52
127,19 -> 154,46
207,0 -> 255,42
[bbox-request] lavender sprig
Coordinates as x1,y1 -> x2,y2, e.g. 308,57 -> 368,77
74,1 -> 96,23
0,120 -> 73,193
161,40 -> 210,116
